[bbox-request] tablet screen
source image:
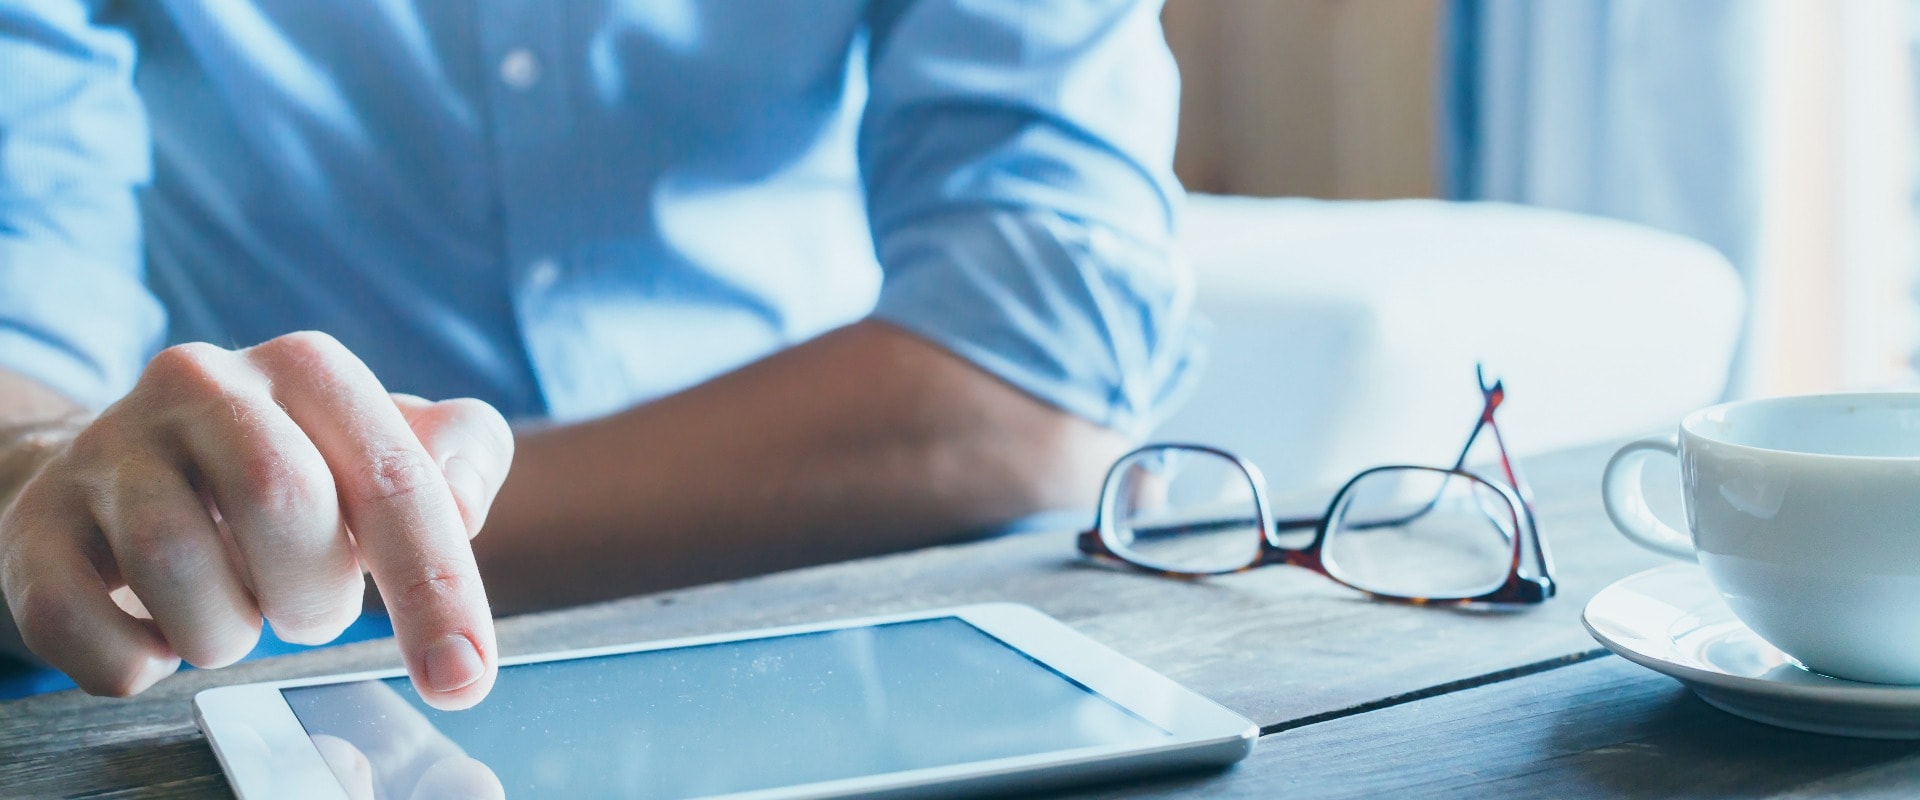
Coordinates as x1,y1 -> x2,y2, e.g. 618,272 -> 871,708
283,617 -> 1171,798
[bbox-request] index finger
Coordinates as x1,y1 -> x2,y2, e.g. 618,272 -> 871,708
249,333 -> 497,709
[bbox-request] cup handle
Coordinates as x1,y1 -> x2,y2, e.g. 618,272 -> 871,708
1601,432 -> 1696,562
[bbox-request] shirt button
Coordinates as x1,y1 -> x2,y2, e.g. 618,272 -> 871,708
526,258 -> 561,291
499,48 -> 541,90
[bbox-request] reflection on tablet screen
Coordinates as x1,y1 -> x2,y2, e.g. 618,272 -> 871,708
284,617 -> 1170,798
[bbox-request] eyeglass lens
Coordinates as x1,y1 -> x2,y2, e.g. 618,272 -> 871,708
1323,467 -> 1519,598
1104,448 -> 1264,574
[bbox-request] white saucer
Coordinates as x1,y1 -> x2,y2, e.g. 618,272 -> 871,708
1583,564 -> 1920,739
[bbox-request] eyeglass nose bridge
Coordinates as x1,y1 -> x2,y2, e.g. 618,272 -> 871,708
1252,532 -> 1330,572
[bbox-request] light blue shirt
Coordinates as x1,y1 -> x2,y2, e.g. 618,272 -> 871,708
0,0 -> 1199,434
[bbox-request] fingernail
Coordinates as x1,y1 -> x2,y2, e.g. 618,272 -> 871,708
424,634 -> 483,693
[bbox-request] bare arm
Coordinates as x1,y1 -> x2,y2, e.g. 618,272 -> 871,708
474,320 -> 1129,614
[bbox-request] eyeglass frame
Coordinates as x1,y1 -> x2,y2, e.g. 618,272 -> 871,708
1075,366 -> 1556,606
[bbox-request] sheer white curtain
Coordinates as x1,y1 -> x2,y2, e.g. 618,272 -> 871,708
1445,0 -> 1915,396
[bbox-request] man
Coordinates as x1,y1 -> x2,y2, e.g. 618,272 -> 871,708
0,1 -> 1199,709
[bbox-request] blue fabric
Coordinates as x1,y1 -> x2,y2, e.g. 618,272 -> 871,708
0,613 -> 394,700
0,0 -> 1199,437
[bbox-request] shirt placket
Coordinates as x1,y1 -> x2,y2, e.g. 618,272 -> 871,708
476,5 -> 616,419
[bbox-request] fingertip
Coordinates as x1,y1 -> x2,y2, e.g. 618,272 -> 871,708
76,649 -> 182,698
132,651 -> 185,695
416,669 -> 494,711
15,573 -> 183,697
424,633 -> 483,693
176,617 -> 263,670
416,632 -> 495,710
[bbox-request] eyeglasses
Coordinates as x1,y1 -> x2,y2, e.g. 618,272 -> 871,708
1076,366 -> 1555,605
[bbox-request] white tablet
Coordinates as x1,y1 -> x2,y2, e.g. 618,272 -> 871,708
194,603 -> 1256,799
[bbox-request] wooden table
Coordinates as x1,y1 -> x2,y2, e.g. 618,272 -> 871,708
5,441 -> 1920,798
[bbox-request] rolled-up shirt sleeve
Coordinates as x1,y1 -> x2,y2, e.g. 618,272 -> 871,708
0,1 -> 162,409
860,0 -> 1204,439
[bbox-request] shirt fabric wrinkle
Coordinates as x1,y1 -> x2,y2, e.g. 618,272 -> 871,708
0,0 -> 1201,435
0,0 -> 1205,697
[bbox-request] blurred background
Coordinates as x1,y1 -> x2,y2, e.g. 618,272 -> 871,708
1164,0 -> 1919,400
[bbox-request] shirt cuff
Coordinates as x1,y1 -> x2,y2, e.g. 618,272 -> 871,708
870,208 -> 1208,440
0,239 -> 164,409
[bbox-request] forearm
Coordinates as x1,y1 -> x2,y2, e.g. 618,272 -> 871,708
474,320 -> 1129,614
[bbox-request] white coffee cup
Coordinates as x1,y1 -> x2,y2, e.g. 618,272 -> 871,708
1602,392 -> 1920,685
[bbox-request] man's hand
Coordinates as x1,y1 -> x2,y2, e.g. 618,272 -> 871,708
0,332 -> 512,709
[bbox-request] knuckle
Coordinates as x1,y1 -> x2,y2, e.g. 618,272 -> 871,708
131,345 -> 275,432
99,463 -> 179,525
352,448 -> 440,503
392,566 -> 475,616
265,329 -> 345,357
147,341 -> 226,375
140,343 -> 231,399
119,525 -> 213,594
235,451 -> 329,521
63,431 -> 172,503
253,330 -> 353,374
59,420 -> 118,468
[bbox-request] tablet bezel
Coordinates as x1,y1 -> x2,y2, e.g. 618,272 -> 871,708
193,602 -> 1257,799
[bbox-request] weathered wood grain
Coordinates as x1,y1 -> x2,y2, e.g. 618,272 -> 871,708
0,441 -> 1668,798
1055,656 -> 1920,799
